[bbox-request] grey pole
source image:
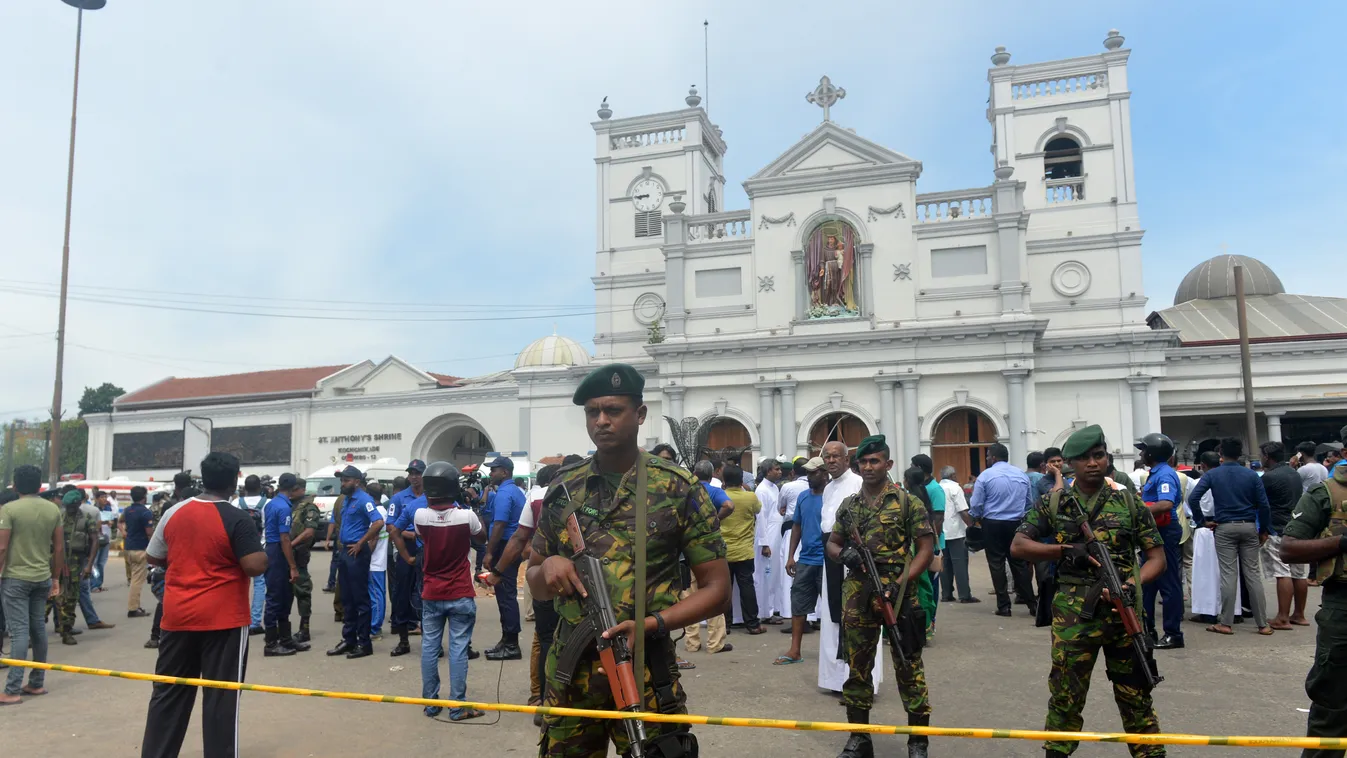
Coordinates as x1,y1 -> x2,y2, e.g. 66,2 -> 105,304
1234,265 -> 1259,451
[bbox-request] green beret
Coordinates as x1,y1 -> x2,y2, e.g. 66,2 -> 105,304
572,363 -> 645,406
1062,424 -> 1107,460
62,490 -> 84,507
856,434 -> 888,458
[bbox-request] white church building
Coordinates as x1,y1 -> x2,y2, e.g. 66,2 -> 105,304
84,31 -> 1347,484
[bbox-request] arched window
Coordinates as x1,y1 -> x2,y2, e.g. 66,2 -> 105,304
808,413 -> 869,455
1043,137 -> 1082,180
702,417 -> 752,470
930,409 -> 999,486
805,220 -> 860,320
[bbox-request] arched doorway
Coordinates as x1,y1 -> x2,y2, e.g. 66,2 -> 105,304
808,412 -> 869,456
930,409 -> 999,487
702,418 -> 752,471
414,414 -> 495,470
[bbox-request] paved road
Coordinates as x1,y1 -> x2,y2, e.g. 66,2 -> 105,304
1,550 -> 1323,757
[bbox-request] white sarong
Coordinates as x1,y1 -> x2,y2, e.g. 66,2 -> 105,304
1191,527 -> 1241,618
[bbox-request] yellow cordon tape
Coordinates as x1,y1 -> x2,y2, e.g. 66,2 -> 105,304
1,658 -> 1339,749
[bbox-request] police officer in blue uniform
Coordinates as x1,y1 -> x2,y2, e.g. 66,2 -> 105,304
326,465 -> 385,659
387,460 -> 429,657
1137,433 -> 1185,650
263,473 -> 310,656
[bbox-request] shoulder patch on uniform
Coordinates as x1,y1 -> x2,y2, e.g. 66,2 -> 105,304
1159,483 -> 1171,494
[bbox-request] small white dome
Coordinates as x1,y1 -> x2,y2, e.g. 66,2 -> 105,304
515,334 -> 591,370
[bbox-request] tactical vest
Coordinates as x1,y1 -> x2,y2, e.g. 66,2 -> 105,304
66,511 -> 93,554
1318,479 -> 1347,584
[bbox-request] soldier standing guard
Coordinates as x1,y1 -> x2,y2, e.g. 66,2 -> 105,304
826,435 -> 935,758
1011,424 -> 1167,757
527,363 -> 730,758
289,479 -> 322,642
1280,459 -> 1347,757
56,490 -> 99,645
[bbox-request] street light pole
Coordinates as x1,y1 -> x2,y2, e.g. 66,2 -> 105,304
47,0 -> 106,485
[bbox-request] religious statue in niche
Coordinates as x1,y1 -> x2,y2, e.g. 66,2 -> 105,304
806,220 -> 859,319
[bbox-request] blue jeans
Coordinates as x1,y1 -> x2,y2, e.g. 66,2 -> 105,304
2,577 -> 52,695
78,575 -> 101,625
90,544 -> 110,590
1142,522 -> 1185,640
368,570 -> 386,634
250,574 -> 266,628
420,597 -> 476,718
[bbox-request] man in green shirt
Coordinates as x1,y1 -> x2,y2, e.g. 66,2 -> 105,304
720,463 -> 764,634
1281,465 -> 1347,757
0,465 -> 66,704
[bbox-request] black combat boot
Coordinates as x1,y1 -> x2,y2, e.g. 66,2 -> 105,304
264,628 -> 295,657
282,621 -> 311,652
486,634 -> 522,661
907,713 -> 930,758
837,706 -> 873,758
294,617 -> 311,644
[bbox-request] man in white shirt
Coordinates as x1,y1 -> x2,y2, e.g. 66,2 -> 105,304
938,466 -> 978,603
817,441 -> 882,694
1294,441 -> 1329,492
777,458 -> 810,618
233,475 -> 269,634
754,459 -> 785,624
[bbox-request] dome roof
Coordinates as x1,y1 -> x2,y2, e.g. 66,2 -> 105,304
1173,254 -> 1285,306
514,334 -> 591,370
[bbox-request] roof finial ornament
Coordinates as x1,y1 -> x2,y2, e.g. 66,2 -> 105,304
1103,29 -> 1125,50
806,76 -> 846,121
597,96 -> 612,120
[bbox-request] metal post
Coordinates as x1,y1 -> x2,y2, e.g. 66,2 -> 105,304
1234,265 -> 1258,451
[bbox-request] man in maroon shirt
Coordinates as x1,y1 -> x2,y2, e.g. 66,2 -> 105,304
142,452 -> 266,758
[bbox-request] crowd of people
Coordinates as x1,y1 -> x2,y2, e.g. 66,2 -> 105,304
2,382 -> 1345,757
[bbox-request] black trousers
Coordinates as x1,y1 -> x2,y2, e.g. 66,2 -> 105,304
263,544 -> 294,630
982,518 -> 1036,614
725,558 -> 760,629
388,547 -> 422,634
337,545 -> 372,647
142,625 -> 248,758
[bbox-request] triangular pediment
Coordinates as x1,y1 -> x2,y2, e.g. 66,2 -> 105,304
748,121 -> 918,181
347,356 -> 442,394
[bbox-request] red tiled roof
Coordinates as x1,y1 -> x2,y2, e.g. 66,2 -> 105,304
116,365 -> 351,407
427,372 -> 463,387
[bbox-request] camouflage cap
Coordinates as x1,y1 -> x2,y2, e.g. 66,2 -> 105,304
856,434 -> 888,458
1062,423 -> 1107,460
572,362 -> 645,405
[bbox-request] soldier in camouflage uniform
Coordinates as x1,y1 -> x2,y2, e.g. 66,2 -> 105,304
528,363 -> 729,758
1011,424 -> 1167,758
289,481 -> 322,642
1280,456 -> 1347,757
827,435 -> 935,758
56,490 -> 99,645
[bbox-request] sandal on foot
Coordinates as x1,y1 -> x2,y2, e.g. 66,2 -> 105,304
1205,624 -> 1234,635
773,655 -> 804,665
449,708 -> 486,722
677,658 -> 696,670
1256,626 -> 1275,636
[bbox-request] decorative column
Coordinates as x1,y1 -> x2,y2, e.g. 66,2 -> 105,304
1266,411 -> 1284,444
1126,376 -> 1151,443
791,249 -> 806,322
779,384 -> 799,459
757,385 -> 777,461
663,197 -> 689,335
991,165 -> 1026,313
857,242 -> 876,318
663,385 -> 686,442
1003,369 -> 1029,467
899,375 -> 921,465
875,377 -> 898,446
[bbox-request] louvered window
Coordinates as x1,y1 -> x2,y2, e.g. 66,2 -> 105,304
635,210 -> 663,238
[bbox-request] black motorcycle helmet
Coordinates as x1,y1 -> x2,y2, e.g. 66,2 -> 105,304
422,461 -> 462,501
1134,432 -> 1175,464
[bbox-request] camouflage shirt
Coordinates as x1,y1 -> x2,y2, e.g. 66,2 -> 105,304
290,495 -> 323,550
532,452 -> 726,627
834,482 -> 931,570
1018,484 -> 1162,586
1283,468 -> 1347,606
62,506 -> 99,559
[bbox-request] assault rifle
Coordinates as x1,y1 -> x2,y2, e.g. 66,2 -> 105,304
1069,497 -> 1163,692
553,510 -> 648,757
847,525 -> 907,666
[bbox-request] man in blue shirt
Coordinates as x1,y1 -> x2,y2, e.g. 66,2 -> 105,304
969,443 -> 1036,617
1186,437 -> 1272,634
777,457 -> 829,665
1137,433 -> 1185,649
327,466 -> 385,658
387,460 -> 428,658
121,486 -> 155,618
480,455 -> 526,661
262,473 -> 309,657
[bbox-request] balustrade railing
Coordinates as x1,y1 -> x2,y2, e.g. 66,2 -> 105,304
1011,72 -> 1107,100
610,126 -> 686,150
914,190 -> 994,224
1045,176 -> 1085,204
686,210 -> 752,242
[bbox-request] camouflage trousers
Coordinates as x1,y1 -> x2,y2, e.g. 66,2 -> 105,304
53,566 -> 83,636
540,642 -> 688,757
840,577 -> 930,715
292,549 -> 313,619
1045,584 -> 1163,757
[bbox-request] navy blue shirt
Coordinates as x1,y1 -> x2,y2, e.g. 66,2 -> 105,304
1141,462 -> 1182,526
489,480 -> 526,543
122,502 -> 154,552
338,489 -> 383,544
1186,461 -> 1271,530
263,492 -> 293,544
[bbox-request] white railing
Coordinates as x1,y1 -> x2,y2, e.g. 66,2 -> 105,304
1045,176 -> 1085,204
1012,72 -> 1107,100
686,210 -> 752,243
914,189 -> 994,224
610,126 -> 686,150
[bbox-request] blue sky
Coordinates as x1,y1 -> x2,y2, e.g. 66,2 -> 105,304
0,1 -> 1341,419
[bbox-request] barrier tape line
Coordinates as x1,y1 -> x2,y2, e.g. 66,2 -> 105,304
1,658 -> 1340,749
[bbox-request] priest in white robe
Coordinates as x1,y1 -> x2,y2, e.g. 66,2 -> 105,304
817,441 -> 883,693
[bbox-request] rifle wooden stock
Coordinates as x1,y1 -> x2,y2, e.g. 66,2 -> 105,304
848,525 -> 906,666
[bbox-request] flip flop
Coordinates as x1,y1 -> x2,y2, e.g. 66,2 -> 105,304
1206,624 -> 1234,635
676,658 -> 696,670
773,655 -> 804,666
449,708 -> 486,722
1256,627 -> 1275,636
1290,618 -> 1311,626
762,617 -> 785,625
20,687 -> 46,697
1270,622 -> 1294,631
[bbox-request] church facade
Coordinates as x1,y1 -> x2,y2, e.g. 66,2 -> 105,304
83,31 -> 1347,484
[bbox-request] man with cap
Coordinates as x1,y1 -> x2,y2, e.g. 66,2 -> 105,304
326,465 -> 384,658
287,477 -> 322,643
55,489 -> 101,645
387,460 -> 428,657
481,453 -> 527,660
262,474 -> 310,656
827,435 -> 935,758
1011,424 -> 1167,758
776,456 -> 829,665
528,363 -> 730,757
1136,433 -> 1184,650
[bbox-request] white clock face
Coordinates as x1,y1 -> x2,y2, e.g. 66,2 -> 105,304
631,179 -> 664,212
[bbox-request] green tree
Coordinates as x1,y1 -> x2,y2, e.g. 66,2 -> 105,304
78,382 -> 124,417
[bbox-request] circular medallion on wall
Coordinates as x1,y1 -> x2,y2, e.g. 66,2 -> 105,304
633,292 -> 667,325
1051,260 -> 1092,298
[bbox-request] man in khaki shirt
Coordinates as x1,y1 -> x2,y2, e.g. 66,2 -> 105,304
0,465 -> 66,703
